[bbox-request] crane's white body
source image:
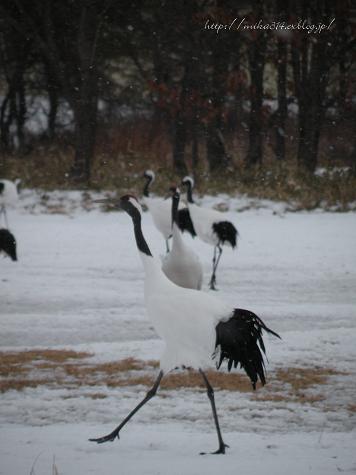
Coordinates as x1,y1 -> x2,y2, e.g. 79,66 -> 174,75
142,196 -> 173,241
142,252 -> 230,372
90,194 -> 278,452
161,223 -> 203,290
142,170 -> 186,243
187,202 -> 229,246
0,179 -> 20,208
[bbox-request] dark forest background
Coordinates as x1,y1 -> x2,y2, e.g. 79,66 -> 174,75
0,0 -> 355,206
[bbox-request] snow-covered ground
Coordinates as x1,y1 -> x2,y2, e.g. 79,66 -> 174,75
1,190 -> 356,475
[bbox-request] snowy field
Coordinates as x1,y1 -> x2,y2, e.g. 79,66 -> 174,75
1,190 -> 356,475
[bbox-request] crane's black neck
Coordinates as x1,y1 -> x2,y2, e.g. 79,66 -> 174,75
186,182 -> 194,204
143,177 -> 152,198
171,193 -> 179,228
132,213 -> 152,257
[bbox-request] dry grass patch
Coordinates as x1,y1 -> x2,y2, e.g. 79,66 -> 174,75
0,350 -> 350,412
4,140 -> 356,210
162,370 -> 254,392
0,349 -> 92,367
103,370 -> 254,392
275,366 -> 342,391
253,366 -> 345,406
0,351 -> 159,393
0,349 -> 93,381
0,379 -> 51,393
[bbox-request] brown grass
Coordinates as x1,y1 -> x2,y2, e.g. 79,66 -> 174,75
1,115 -> 355,210
0,350 -> 351,411
274,366 -> 342,391
103,370 -> 256,392
251,366 -> 346,405
0,379 -> 50,393
0,349 -> 92,367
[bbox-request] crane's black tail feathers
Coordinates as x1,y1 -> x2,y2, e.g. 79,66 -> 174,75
212,221 -> 238,248
177,207 -> 196,237
0,228 -> 17,261
214,309 -> 280,389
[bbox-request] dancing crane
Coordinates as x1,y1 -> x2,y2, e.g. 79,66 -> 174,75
90,195 -> 279,454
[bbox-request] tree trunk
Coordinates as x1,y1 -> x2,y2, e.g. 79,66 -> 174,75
0,60 -> 27,151
44,61 -> 59,139
15,72 -> 26,151
0,93 -> 11,149
206,40 -> 231,172
70,75 -> 98,183
47,86 -> 58,140
275,39 -> 287,161
206,121 -> 231,172
246,34 -> 266,166
275,0 -> 288,161
172,114 -> 188,175
228,41 -> 243,133
291,0 -> 335,173
191,114 -> 199,176
294,34 -> 328,173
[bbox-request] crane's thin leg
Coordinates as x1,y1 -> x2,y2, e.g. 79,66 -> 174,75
199,369 -> 228,455
209,246 -> 218,290
209,245 -> 223,291
165,239 -> 170,253
89,370 -> 164,444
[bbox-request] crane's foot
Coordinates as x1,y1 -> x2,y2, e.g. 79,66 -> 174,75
209,279 -> 218,291
200,443 -> 229,455
89,429 -> 120,444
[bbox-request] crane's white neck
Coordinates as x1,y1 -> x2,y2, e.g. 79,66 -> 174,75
171,223 -> 185,252
140,252 -> 170,297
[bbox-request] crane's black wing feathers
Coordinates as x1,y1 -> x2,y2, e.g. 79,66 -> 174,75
0,228 -> 17,261
0,182 -> 4,194
215,309 -> 280,389
212,221 -> 238,248
177,207 -> 196,237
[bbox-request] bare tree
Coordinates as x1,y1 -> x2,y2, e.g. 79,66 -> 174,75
245,0 -> 267,167
1,0 -> 112,183
274,0 -> 288,161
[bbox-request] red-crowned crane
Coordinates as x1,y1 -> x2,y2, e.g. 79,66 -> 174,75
90,195 -> 280,454
181,176 -> 238,290
142,170 -> 195,252
161,186 -> 203,290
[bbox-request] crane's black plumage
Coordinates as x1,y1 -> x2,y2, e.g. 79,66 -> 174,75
177,207 -> 196,237
0,182 -> 4,194
212,221 -> 238,248
215,309 -> 280,389
120,195 -> 152,257
0,228 -> 17,261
